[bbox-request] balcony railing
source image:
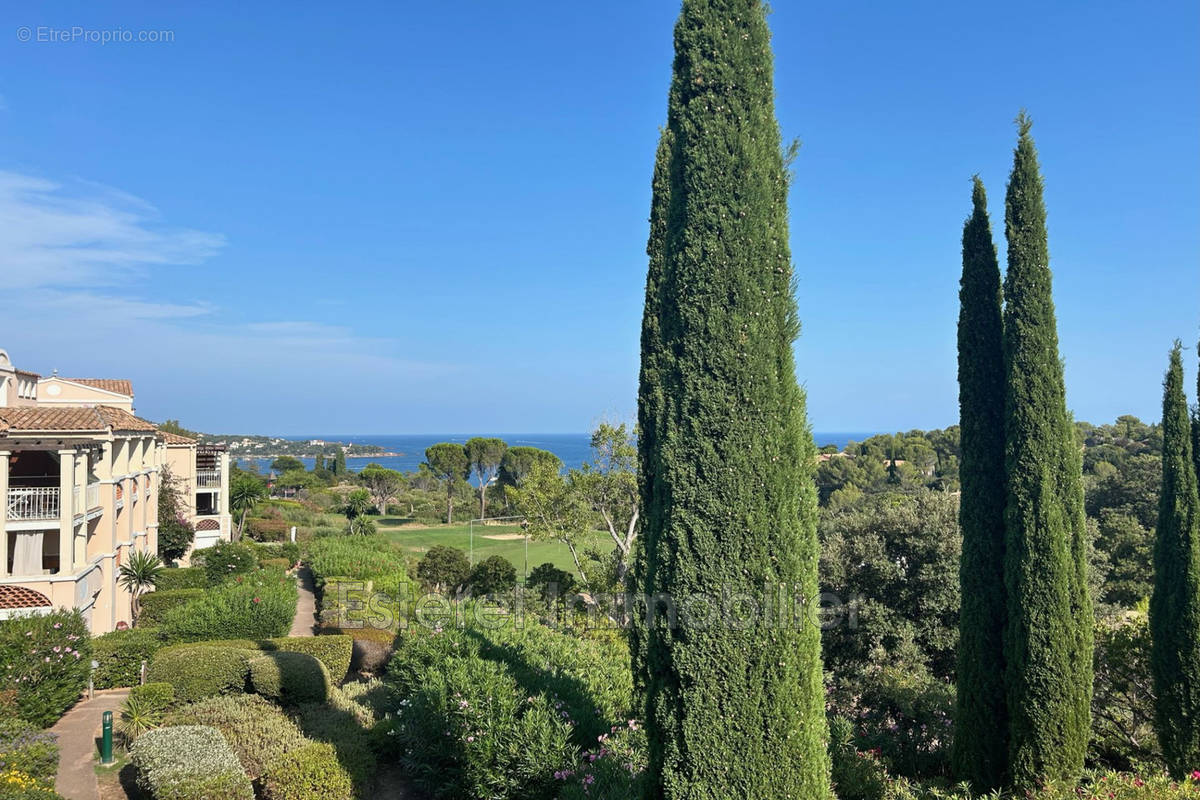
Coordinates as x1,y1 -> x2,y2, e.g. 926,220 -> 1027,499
197,470 -> 222,488
7,487 -> 60,521
87,483 -> 100,509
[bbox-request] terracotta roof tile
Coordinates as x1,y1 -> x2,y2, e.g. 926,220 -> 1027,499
0,406 -> 158,434
61,378 -> 133,396
0,585 -> 52,610
95,406 -> 158,432
157,430 -> 197,445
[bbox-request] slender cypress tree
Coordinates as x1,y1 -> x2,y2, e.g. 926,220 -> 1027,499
952,176 -> 1008,790
635,1 -> 829,796
630,128 -> 673,697
1149,341 -> 1200,777
1000,113 -> 1092,787
1193,336 -> 1200,487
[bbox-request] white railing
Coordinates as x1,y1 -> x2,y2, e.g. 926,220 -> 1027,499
86,483 -> 100,509
7,487 -> 60,521
197,470 -> 222,488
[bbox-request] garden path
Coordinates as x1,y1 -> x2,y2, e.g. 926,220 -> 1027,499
289,564 -> 318,636
50,689 -> 128,800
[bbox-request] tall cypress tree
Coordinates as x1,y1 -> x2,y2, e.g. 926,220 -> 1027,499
952,176 -> 1008,790
1000,113 -> 1092,787
1149,341 -> 1200,777
635,1 -> 828,797
630,128 -> 673,697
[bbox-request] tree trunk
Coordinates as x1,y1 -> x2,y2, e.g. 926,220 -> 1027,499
479,484 -> 487,520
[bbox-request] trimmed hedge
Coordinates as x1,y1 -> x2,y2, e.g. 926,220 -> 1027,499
154,567 -> 206,591
260,741 -> 353,800
92,629 -> 162,690
129,683 -> 175,713
260,557 -> 291,570
145,646 -> 253,703
158,569 -> 297,643
164,694 -> 307,779
0,719 -> 59,784
131,725 -> 252,800
249,652 -> 331,706
165,636 -> 351,684
202,542 -> 260,585
0,610 -> 91,727
293,702 -> 377,790
138,589 -> 205,628
322,626 -> 395,673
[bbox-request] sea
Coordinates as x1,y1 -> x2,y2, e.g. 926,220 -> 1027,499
235,432 -> 876,475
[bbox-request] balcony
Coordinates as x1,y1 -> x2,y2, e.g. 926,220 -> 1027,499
71,483 -> 102,514
197,470 -> 222,489
7,487 -> 60,521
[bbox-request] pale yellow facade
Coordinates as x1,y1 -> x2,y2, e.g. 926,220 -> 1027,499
0,349 -> 228,634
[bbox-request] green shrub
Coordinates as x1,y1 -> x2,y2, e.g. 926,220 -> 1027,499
244,517 -> 289,542
92,628 -> 163,690
259,557 -> 291,570
323,626 -> 395,673
118,685 -> 172,744
260,742 -> 353,800
0,770 -> 67,799
272,636 -> 352,684
145,646 -> 253,703
555,723 -> 649,800
138,589 -> 204,628
249,652 -> 331,705
154,567 -> 206,591
0,610 -> 91,727
0,719 -> 59,784
165,636 -> 351,684
127,683 -> 175,717
159,569 -> 296,643
202,542 -> 260,585
164,694 -> 307,779
293,703 -> 377,791
415,545 -> 470,591
131,725 -> 253,800
307,535 -> 406,583
828,715 -> 894,800
469,554 -> 517,595
384,652 -> 574,799
526,562 -> 576,600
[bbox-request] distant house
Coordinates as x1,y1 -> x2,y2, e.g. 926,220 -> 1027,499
159,430 -> 232,556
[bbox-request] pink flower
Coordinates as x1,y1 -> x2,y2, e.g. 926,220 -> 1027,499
1191,770 -> 1200,781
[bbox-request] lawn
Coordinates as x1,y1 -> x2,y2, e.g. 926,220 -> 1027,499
372,517 -> 614,579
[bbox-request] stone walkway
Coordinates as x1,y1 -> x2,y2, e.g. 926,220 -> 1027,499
50,689 -> 129,800
289,565 -> 318,637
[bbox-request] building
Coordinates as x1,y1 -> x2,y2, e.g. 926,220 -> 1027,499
0,349 -> 230,633
159,430 -> 232,554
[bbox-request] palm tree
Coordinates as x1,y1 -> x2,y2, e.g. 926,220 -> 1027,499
118,549 -> 164,625
343,488 -> 372,521
230,474 -> 267,541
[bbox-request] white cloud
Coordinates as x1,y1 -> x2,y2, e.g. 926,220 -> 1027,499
0,171 -> 226,289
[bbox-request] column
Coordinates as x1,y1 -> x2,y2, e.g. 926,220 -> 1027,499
74,452 -> 87,567
0,450 -> 9,578
58,449 -> 74,575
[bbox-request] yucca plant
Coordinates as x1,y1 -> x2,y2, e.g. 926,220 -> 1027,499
117,693 -> 165,745
118,549 -> 164,626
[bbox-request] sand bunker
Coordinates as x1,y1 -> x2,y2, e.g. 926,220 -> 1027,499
481,533 -> 526,541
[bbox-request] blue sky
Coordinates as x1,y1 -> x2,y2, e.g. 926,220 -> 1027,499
1,1 -> 1196,435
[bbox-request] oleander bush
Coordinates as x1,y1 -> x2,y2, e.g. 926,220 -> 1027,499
260,741 -> 354,800
202,542 -> 260,585
137,589 -> 205,628
384,649 -> 575,799
163,694 -> 308,779
0,769 -> 67,799
131,725 -> 253,800
165,635 -> 351,684
158,568 -> 296,643
91,629 -> 164,689
0,719 -> 59,785
0,610 -> 91,727
248,651 -> 331,706
553,722 -> 648,800
154,567 -> 206,591
145,646 -> 253,703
